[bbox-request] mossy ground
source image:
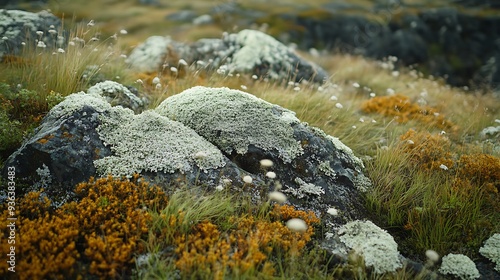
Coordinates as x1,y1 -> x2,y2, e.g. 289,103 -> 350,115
1,0 -> 499,279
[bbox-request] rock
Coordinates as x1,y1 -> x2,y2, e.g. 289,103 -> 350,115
156,86 -> 369,220
127,29 -> 329,84
2,83 -> 369,224
165,10 -> 198,22
439,253 -> 480,280
192,14 -> 213,26
86,81 -> 146,113
0,9 -> 63,60
335,220 -> 403,274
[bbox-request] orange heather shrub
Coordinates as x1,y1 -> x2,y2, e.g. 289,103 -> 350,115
174,204 -> 320,279
361,94 -> 455,129
0,175 -> 168,279
399,129 -> 455,171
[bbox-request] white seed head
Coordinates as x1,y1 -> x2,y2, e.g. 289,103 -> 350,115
260,159 -> 273,167
327,207 -> 339,216
57,48 -> 65,53
87,20 -> 95,27
266,171 -> 276,179
252,74 -> 258,80
36,30 -> 44,36
152,77 -> 161,85
37,41 -> 46,48
439,164 -> 449,171
215,185 -> 224,191
178,58 -> 188,66
240,85 -> 248,90
335,103 -> 343,109
286,218 -> 308,233
425,250 -> 440,263
268,191 -> 287,203
170,66 -> 178,73
352,82 -> 360,88
243,175 -> 253,184
120,29 -> 128,35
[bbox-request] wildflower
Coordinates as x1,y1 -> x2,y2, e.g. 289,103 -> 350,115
293,86 -> 301,91
136,79 -> 144,84
178,59 -> 188,66
327,207 -> 339,216
288,81 -> 295,86
260,159 -> 273,167
353,82 -> 360,88
120,54 -> 127,58
359,118 -> 365,123
391,71 -> 400,77
318,86 -> 324,92
119,29 -> 128,35
170,67 -> 178,73
37,41 -> 46,48
48,29 -> 57,35
243,175 -> 253,184
266,171 -> 276,179
240,85 -> 247,90
370,92 -> 376,97
335,103 -> 343,109
330,95 -> 338,101
252,74 -> 258,80
268,191 -> 287,203
155,83 -> 162,90
1,36 -> 7,40
215,185 -> 224,191
352,125 -> 357,129
87,20 -> 95,27
387,88 -> 395,95
407,140 -> 415,145
90,37 -> 99,42
439,164 -> 449,170
36,30 -> 44,36
57,48 -> 65,53
439,131 -> 446,135
152,77 -> 160,85
425,250 -> 440,263
196,60 -> 206,66
286,218 -> 308,233
21,42 -> 26,46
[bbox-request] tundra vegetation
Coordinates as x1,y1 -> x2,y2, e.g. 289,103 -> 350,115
0,0 -> 499,279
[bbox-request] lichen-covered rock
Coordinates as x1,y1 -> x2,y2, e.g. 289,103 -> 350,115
87,81 -> 146,113
480,233 -> 500,272
127,29 -> 329,84
336,220 -> 402,274
0,9 -> 63,59
156,86 -> 370,220
439,253 -> 480,280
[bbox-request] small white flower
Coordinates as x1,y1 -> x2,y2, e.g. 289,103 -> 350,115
391,71 -> 400,77
352,125 -> 357,129
260,159 -> 273,167
120,54 -> 127,58
68,41 -> 76,46
286,218 -> 308,233
335,103 -> 343,109
1,36 -> 7,40
407,140 -> 415,145
359,118 -> 365,123
266,171 -> 276,179
87,20 -> 95,27
243,175 -> 253,184
252,74 -> 258,80
57,48 -> 65,53
49,25 -> 55,29
288,81 -> 295,86
37,41 -> 46,48
178,58 -> 188,66
90,37 -> 99,42
318,86 -> 324,92
36,30 -> 44,36
293,86 -> 301,91
327,207 -> 339,216
369,92 -> 376,97
387,88 -> 395,95
440,131 -> 446,135
439,164 -> 449,170
371,119 -> 377,123
215,185 -> 224,191
48,29 -> 57,35
155,83 -> 162,90
425,250 -> 440,263
21,42 -> 26,46
119,29 -> 128,35
196,60 -> 206,66
170,67 -> 178,73
240,85 -> 247,90
352,82 -> 360,88
330,95 -> 338,101
268,191 -> 287,203
152,77 -> 161,85
194,151 -> 207,159
136,79 -> 144,84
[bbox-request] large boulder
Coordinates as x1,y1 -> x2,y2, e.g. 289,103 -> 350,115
2,82 -> 369,223
0,9 -> 63,60
126,29 -> 329,84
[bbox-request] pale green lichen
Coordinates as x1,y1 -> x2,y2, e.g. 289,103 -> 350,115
338,220 -> 402,274
318,160 -> 337,178
479,233 -> 500,272
94,108 -> 226,177
283,177 -> 325,198
439,254 -> 480,280
156,86 -> 303,163
45,91 -> 111,120
87,81 -> 144,112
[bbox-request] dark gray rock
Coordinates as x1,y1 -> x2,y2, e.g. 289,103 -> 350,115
127,29 -> 329,84
0,9 -> 63,60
